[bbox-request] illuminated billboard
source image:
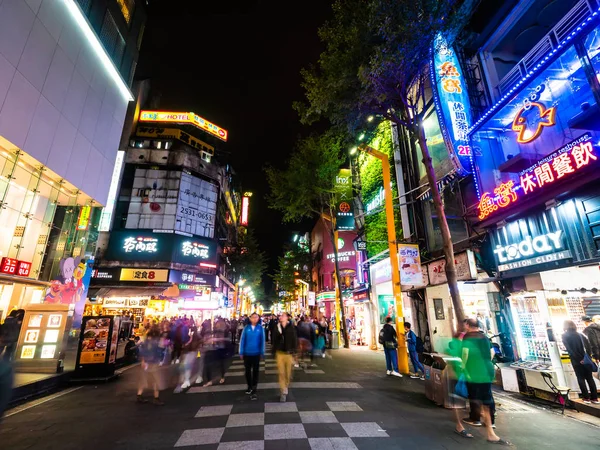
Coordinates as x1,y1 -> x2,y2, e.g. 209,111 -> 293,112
139,111 -> 228,141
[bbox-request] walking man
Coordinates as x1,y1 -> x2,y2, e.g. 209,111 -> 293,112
239,313 -> 265,400
379,317 -> 402,377
272,312 -> 297,402
405,322 -> 425,379
582,316 -> 600,362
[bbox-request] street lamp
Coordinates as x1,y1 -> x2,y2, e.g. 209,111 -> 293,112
349,147 -> 358,155
357,144 -> 409,374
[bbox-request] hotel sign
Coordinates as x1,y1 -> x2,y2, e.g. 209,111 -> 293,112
139,111 -> 228,141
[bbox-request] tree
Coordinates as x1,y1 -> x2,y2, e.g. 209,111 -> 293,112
228,229 -> 267,300
273,242 -> 312,310
266,131 -> 352,347
295,0 -> 473,326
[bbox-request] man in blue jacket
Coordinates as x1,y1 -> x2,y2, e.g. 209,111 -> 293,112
405,322 -> 425,380
239,312 -> 265,400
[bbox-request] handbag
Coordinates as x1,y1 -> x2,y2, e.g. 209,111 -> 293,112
455,374 -> 468,398
579,334 -> 598,373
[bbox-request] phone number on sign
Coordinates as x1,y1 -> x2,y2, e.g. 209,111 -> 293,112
179,207 -> 213,221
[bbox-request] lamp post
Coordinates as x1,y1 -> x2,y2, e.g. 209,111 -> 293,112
357,144 -> 409,374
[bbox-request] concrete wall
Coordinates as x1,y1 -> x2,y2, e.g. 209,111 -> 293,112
0,0 -> 130,205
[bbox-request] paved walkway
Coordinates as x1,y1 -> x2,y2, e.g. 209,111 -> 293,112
1,348 -> 598,449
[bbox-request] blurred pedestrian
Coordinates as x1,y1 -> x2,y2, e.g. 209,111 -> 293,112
563,320 -> 598,404
0,359 -> 13,422
462,318 -> 510,445
405,322 -> 425,380
0,309 -> 25,362
230,317 -> 239,345
379,317 -> 402,377
582,316 -> 600,362
239,312 -> 265,400
174,323 -> 199,393
272,312 -> 297,402
137,325 -> 164,405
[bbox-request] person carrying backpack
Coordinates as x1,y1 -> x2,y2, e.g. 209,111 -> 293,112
405,322 -> 425,380
379,317 -> 402,377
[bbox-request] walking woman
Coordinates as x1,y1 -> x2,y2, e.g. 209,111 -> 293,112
562,320 -> 599,404
137,325 -> 164,405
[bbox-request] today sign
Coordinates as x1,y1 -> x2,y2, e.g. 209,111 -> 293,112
494,230 -> 563,263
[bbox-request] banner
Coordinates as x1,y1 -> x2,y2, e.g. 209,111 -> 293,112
334,169 -> 354,230
398,244 -> 424,286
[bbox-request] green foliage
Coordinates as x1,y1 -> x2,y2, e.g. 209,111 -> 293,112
295,0 -> 471,134
228,230 -> 267,298
272,243 -> 311,304
358,122 -> 402,257
265,131 -> 346,222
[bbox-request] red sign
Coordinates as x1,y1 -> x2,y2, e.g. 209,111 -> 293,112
241,196 -> 249,226
477,134 -> 596,220
0,258 -> 31,277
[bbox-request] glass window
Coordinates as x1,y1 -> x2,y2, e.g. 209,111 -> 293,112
420,112 -> 453,180
99,11 -> 126,67
471,43 -> 596,195
76,0 -> 92,15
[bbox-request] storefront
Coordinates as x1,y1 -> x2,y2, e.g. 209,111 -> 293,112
484,197 -> 600,398
368,246 -> 425,346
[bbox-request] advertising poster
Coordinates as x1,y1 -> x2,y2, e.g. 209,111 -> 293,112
79,317 -> 110,364
24,329 -> 39,343
29,314 -> 43,327
176,172 -> 218,238
379,295 -> 395,323
334,169 -> 354,230
398,244 -> 424,286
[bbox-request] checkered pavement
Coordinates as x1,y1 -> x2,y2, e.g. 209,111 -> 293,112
174,401 -> 390,449
226,355 -> 326,377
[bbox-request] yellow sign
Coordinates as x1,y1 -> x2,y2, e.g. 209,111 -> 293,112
225,191 -> 237,223
79,350 -> 106,364
77,206 -> 92,230
139,111 -> 228,142
120,269 -> 169,282
136,127 -> 215,156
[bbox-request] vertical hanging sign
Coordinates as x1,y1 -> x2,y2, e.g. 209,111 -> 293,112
334,169 -> 354,230
431,34 -> 474,176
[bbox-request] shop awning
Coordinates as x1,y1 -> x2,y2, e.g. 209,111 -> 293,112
95,287 -> 170,298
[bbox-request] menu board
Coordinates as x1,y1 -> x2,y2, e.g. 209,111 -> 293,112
79,317 -> 111,364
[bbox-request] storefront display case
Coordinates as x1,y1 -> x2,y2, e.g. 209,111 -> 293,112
14,304 -> 70,374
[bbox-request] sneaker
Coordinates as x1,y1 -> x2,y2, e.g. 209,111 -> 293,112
583,399 -> 592,404
462,418 -> 483,427
322,354 -> 326,358
245,388 -> 253,395
194,376 -> 203,385
181,380 -> 191,389
391,371 -> 403,377
592,400 -> 600,404
175,359 -> 180,364
420,376 -> 425,380
386,370 -> 391,376
294,363 -> 300,368
491,424 -> 496,429
250,392 -> 258,401
280,394 -> 287,402
310,363 -> 318,367
136,395 -> 148,403
152,398 -> 165,406
410,374 -> 420,379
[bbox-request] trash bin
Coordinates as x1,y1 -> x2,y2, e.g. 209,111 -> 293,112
331,330 -> 339,349
421,353 -> 435,401
429,354 -> 466,409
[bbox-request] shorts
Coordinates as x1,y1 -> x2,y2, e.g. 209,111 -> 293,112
468,382 -> 493,405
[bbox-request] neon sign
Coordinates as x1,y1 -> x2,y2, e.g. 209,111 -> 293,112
241,196 -> 250,226
181,241 -> 210,259
123,236 -> 158,253
511,102 -> 556,144
477,134 -> 597,220
139,110 -> 228,141
431,34 -> 474,176
0,257 -> 31,277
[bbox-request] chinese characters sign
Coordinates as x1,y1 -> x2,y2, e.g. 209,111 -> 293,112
120,268 -> 169,282
0,257 -> 32,277
181,241 -> 210,259
139,111 -> 228,141
123,236 -> 158,253
477,134 -> 597,220
431,34 -> 473,174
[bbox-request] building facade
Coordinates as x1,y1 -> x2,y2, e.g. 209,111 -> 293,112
0,0 -> 145,372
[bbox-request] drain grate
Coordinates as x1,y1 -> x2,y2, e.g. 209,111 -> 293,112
495,401 -> 536,413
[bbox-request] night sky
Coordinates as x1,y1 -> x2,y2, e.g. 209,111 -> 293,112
136,0 -> 333,291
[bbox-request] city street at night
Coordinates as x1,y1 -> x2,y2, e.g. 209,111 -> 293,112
2,349 -> 599,450
2,1 -> 600,449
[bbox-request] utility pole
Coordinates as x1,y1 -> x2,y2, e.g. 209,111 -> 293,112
358,144 -> 409,374
390,123 -> 411,240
